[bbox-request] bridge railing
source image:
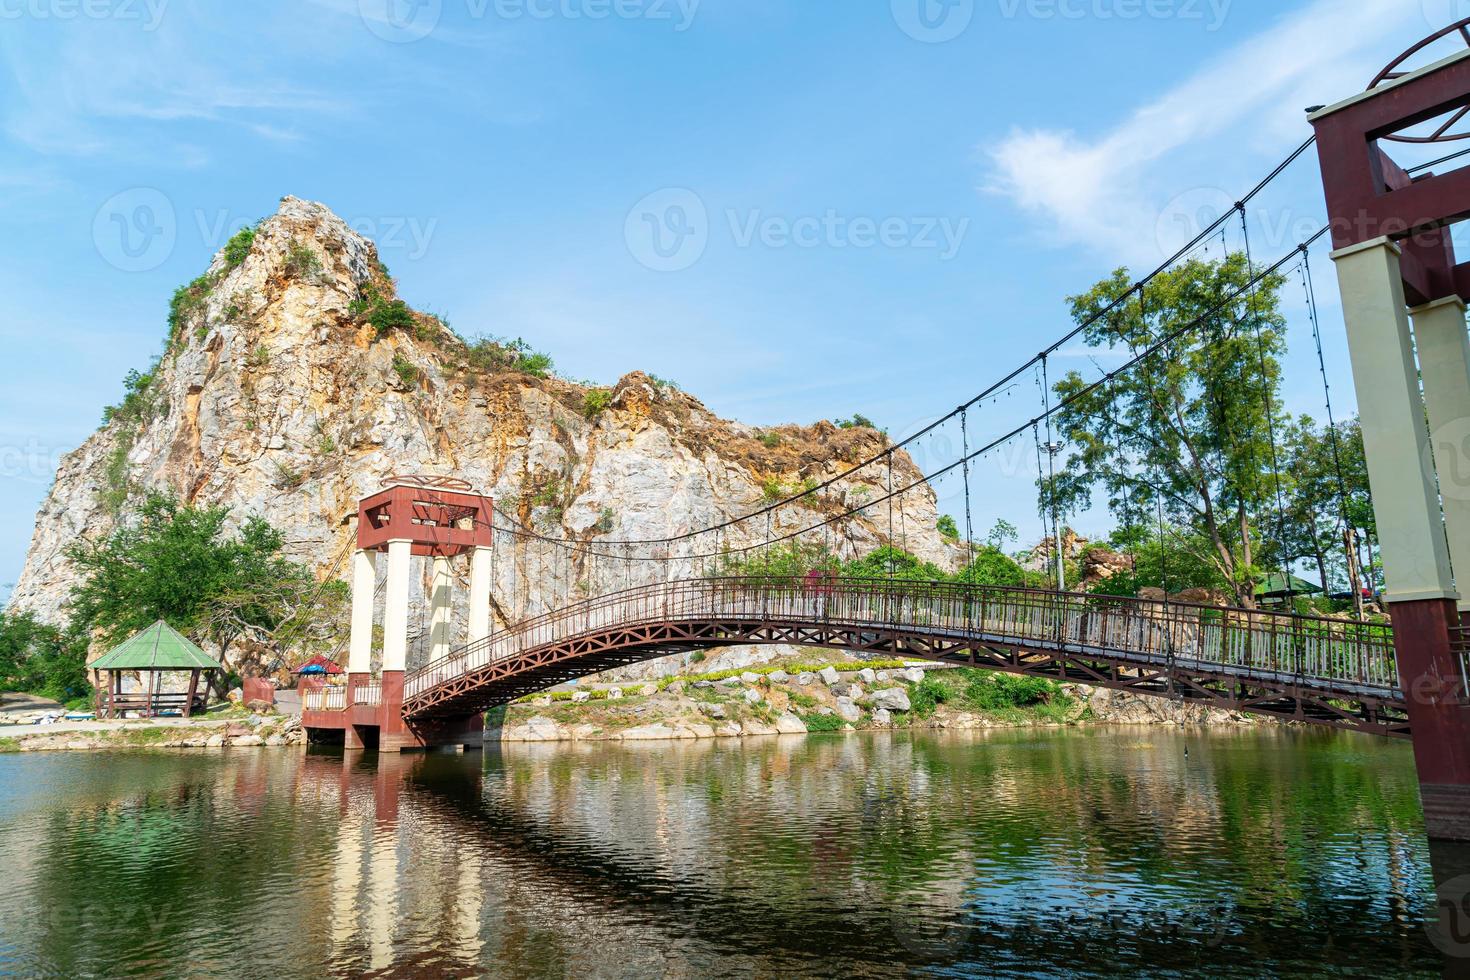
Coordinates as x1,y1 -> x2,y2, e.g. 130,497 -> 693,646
404,578 -> 1397,703
302,685 -> 346,711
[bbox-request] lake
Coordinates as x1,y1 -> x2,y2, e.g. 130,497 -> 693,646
0,727 -> 1464,977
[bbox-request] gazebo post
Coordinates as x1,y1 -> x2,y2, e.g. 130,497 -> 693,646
185,669 -> 200,718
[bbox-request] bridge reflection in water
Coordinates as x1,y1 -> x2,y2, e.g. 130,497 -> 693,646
293,733 -> 1459,977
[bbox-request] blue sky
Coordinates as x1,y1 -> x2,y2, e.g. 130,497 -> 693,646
0,0 -> 1457,596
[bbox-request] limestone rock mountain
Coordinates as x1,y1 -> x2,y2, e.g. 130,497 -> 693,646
12,196 -> 958,668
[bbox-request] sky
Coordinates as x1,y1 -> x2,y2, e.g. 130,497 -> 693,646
0,0 -> 1463,598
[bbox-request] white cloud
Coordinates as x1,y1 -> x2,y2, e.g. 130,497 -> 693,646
985,0 -> 1437,264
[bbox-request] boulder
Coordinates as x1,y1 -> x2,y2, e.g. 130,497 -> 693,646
621,724 -> 678,740
873,708 -> 893,726
817,706 -> 835,716
768,670 -> 790,683
857,667 -> 877,685
867,688 -> 912,712
743,689 -> 763,705
693,680 -> 717,689
902,667 -> 925,684
205,733 -> 225,747
534,696 -> 553,707
640,684 -> 659,697
775,713 -> 807,734
231,734 -> 264,747
667,680 -> 686,695
607,687 -> 623,700
833,682 -> 864,700
717,722 -> 742,737
796,672 -> 815,686
525,717 -> 563,741
741,719 -> 779,736
740,672 -> 761,685
679,722 -> 715,739
570,690 -> 591,704
819,666 -> 840,686
835,697 -> 862,723
265,735 -> 287,746
699,702 -> 727,720
876,670 -> 894,682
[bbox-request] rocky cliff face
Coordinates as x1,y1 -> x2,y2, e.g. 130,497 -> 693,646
12,197 -> 957,667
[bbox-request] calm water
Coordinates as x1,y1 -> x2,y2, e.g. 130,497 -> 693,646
0,728 -> 1465,978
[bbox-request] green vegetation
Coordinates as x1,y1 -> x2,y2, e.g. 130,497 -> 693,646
248,344 -> 270,368
648,374 -> 679,391
222,225 -> 256,268
760,475 -> 819,503
582,388 -> 613,418
0,737 -> 20,753
798,711 -> 846,733
368,298 -> 415,338
461,335 -> 554,378
936,515 -> 959,540
168,273 -> 217,348
272,462 -> 304,490
100,363 -> 168,513
0,611 -> 89,705
1043,253 -> 1376,607
716,541 -> 1038,591
757,431 -> 782,449
283,239 -> 322,280
66,493 -> 347,696
835,414 -> 875,430
391,354 -> 420,387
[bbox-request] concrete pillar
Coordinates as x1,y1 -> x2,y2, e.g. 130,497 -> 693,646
1334,238 -> 1470,842
1330,238 -> 1457,603
468,545 -> 493,643
348,549 -> 377,675
1412,295 -> 1470,612
430,555 -> 453,661
381,539 -> 413,673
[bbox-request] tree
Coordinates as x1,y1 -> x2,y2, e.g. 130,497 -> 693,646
67,493 -> 336,692
1277,415 -> 1374,617
985,519 -> 1018,551
1048,253 -> 1289,607
0,611 -> 90,704
936,515 -> 960,540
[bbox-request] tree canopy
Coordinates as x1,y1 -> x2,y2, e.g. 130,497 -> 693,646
1048,253 -> 1290,606
66,493 -> 345,691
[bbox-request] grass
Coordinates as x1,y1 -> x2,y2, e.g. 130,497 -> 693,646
798,712 -> 845,733
223,225 -> 256,268
0,737 -> 19,753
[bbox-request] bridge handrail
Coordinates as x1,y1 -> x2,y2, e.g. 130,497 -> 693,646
403,577 -> 1397,703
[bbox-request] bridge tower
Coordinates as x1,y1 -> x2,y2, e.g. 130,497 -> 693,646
306,476 -> 494,752
1310,25 -> 1470,841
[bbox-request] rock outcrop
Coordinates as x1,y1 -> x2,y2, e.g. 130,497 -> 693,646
12,197 -> 959,671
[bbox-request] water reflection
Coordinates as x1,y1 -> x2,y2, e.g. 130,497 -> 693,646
0,729 -> 1464,977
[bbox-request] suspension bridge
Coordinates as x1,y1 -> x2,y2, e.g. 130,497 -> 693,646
305,23 -> 1470,842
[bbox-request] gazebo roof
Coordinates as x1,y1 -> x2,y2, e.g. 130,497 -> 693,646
90,620 -> 224,671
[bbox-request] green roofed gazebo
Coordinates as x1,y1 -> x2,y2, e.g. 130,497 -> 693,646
1255,572 -> 1326,603
91,620 -> 224,719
